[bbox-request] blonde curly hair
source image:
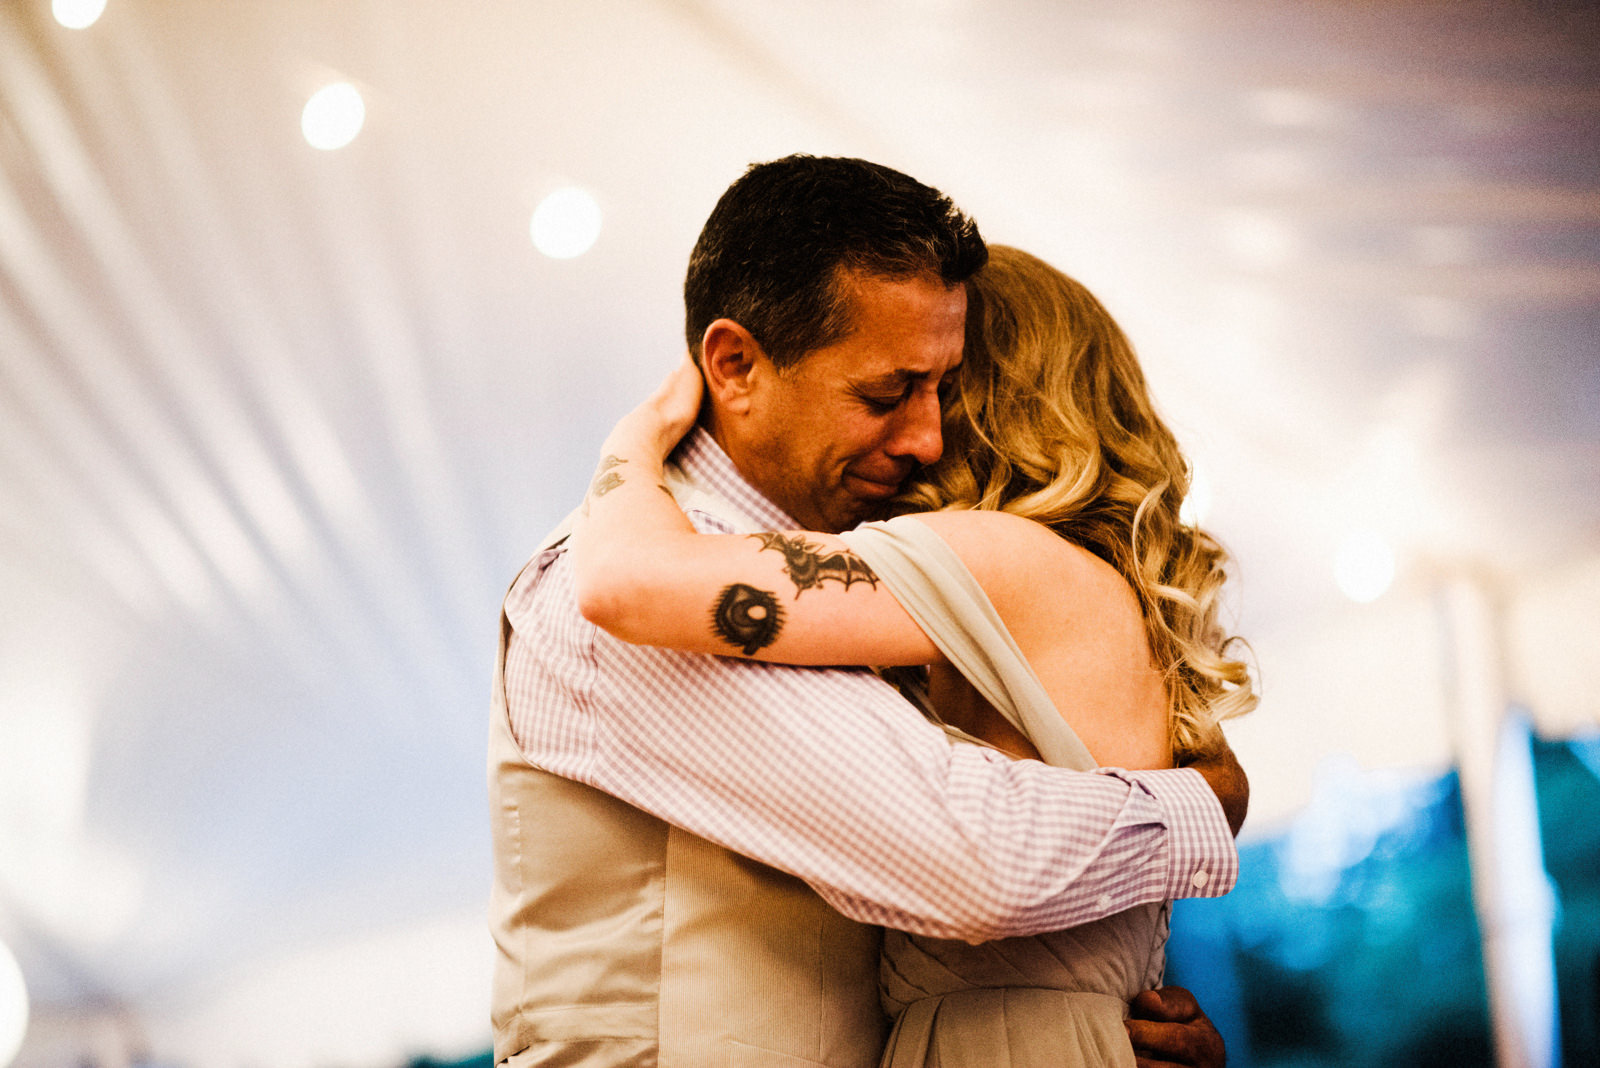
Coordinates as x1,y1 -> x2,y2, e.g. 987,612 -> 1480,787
897,246 -> 1256,759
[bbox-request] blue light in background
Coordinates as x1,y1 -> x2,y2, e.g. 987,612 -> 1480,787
1168,732 -> 1600,1067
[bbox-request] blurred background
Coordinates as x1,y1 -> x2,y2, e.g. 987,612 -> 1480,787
1,0 -> 1596,1065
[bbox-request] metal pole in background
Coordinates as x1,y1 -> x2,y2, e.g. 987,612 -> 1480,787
1441,572 -> 1559,1068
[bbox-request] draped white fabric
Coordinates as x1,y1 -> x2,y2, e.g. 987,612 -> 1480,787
0,1 -> 1596,1064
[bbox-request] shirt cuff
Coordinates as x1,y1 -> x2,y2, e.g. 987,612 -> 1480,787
1118,765 -> 1239,899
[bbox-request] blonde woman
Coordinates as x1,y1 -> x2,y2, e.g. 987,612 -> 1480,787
571,245 -> 1255,1067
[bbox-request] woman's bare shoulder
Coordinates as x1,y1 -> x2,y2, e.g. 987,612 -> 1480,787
904,510 -> 1096,570
900,510 -> 1127,608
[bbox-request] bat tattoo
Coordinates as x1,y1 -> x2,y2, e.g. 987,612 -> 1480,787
748,532 -> 878,597
711,583 -> 785,655
588,454 -> 627,499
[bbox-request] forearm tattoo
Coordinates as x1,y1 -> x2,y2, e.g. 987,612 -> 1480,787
748,532 -> 878,597
580,455 -> 626,515
711,583 -> 784,654
589,455 -> 626,498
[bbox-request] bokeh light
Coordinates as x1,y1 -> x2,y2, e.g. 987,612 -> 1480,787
530,187 -> 603,259
1334,529 -> 1397,603
51,0 -> 106,29
301,82 -> 366,151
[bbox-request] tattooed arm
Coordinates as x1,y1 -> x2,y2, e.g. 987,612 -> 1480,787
571,357 -> 941,666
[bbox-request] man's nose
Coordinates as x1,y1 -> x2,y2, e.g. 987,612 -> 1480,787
889,388 -> 944,465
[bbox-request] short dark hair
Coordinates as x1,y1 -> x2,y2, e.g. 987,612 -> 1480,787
683,155 -> 987,369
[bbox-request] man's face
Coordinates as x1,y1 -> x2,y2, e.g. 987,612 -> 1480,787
735,272 -> 966,533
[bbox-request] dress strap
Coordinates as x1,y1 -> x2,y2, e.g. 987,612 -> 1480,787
839,517 -> 1097,772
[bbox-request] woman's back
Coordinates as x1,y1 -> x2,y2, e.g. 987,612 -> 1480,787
838,511 -> 1169,1068
910,509 -> 1173,771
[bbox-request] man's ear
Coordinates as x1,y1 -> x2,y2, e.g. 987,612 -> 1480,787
699,319 -> 766,416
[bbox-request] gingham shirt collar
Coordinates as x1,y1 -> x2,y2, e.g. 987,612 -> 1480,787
671,426 -> 802,532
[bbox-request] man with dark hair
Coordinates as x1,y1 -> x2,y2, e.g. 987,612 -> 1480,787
683,154 -> 988,370
489,155 -> 1238,1067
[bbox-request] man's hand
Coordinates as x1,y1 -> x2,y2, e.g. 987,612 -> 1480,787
1183,737 -> 1248,837
1126,986 -> 1226,1068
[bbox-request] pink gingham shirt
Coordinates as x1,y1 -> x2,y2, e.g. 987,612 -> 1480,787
502,428 -> 1236,941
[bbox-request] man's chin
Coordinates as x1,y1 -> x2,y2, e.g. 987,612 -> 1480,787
830,496 -> 894,531
814,477 -> 903,531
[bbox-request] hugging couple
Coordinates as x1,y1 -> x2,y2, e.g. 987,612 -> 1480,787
490,154 -> 1255,1068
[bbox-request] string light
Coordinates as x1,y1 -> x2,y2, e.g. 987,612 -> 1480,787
1334,530 -> 1396,603
52,0 -> 106,29
530,187 -> 603,259
301,82 -> 366,151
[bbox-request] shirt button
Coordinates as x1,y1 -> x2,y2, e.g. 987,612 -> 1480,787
1191,869 -> 1210,889
1096,893 -> 1113,911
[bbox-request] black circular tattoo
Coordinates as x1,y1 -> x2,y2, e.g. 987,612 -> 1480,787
711,583 -> 785,655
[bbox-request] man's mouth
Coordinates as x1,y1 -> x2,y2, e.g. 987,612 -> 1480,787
843,471 -> 904,499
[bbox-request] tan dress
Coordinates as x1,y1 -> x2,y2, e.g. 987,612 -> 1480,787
840,516 -> 1169,1068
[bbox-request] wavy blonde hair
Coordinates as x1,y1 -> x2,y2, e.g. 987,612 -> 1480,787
897,246 -> 1256,759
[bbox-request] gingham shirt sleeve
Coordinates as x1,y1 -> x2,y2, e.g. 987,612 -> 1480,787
504,540 -> 1237,943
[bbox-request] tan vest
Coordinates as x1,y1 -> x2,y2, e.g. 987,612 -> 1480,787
489,483 -> 886,1067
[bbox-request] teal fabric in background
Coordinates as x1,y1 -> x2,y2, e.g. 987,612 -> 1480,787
405,1054 -> 492,1068
1167,731 -> 1600,1068
1535,734 -> 1600,1066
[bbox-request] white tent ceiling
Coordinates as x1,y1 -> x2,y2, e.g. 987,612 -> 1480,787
1,0 -> 1597,1064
